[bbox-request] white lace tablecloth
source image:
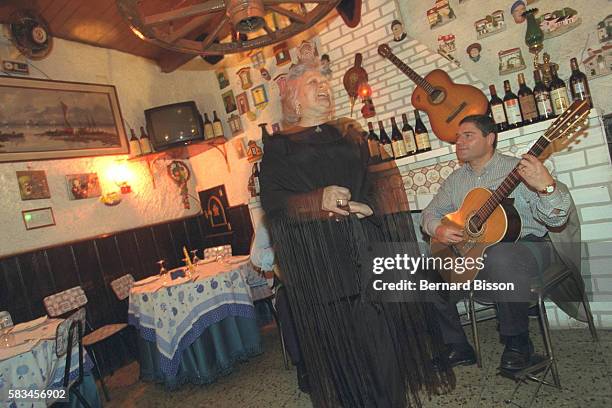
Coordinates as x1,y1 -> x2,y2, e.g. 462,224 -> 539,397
128,257 -> 258,376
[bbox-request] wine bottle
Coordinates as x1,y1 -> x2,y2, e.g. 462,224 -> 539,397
253,163 -> 260,196
390,117 -> 407,159
549,66 -> 570,116
401,113 -> 417,156
212,110 -> 224,138
569,57 -> 593,108
377,120 -> 394,161
414,110 -> 431,153
517,73 -> 538,125
203,113 -> 214,139
503,80 -> 522,128
533,70 -> 555,121
489,84 -> 508,132
139,126 -> 152,153
367,122 -> 381,163
129,128 -> 141,156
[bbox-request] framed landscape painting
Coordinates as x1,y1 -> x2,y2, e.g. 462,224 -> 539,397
0,77 -> 129,162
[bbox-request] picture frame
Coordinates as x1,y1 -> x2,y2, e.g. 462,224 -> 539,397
16,170 -> 51,200
0,77 -> 129,162
65,173 -> 102,200
222,90 -> 237,113
232,136 -> 247,159
216,68 -> 229,89
198,185 -> 231,233
236,92 -> 250,115
251,84 -> 269,109
22,207 -> 56,230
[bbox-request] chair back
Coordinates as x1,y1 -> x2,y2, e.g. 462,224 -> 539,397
0,311 -> 13,329
44,286 -> 88,317
55,308 -> 86,389
110,274 -> 135,301
203,244 -> 232,260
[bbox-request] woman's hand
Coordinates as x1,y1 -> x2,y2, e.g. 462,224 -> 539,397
321,185 -> 351,216
348,201 -> 373,219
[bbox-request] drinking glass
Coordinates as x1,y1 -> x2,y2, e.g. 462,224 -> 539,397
157,259 -> 167,276
0,311 -> 12,329
190,249 -> 201,264
0,332 -> 15,348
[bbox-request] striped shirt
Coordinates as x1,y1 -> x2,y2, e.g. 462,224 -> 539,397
421,151 -> 571,238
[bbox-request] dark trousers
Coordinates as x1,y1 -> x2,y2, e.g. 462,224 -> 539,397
433,236 -> 556,344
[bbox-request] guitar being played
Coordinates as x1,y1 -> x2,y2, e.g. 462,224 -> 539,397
421,100 -> 590,371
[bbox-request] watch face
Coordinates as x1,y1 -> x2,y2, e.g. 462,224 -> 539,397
31,25 -> 48,44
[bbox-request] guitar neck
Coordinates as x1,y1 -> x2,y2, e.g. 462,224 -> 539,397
383,52 -> 435,94
476,136 -> 551,225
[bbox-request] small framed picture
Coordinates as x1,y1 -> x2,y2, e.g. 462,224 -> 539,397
16,170 -> 50,200
273,42 -> 291,66
66,173 -> 101,200
251,50 -> 265,68
216,69 -> 229,89
222,90 -> 237,113
271,122 -> 281,133
22,207 -> 56,230
232,137 -> 247,159
251,84 -> 269,109
236,92 -> 249,115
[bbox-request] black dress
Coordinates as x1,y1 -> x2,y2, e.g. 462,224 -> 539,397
260,123 -> 453,408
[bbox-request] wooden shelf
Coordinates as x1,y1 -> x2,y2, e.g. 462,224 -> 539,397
129,137 -> 229,187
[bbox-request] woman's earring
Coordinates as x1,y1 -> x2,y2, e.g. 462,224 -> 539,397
295,104 -> 302,116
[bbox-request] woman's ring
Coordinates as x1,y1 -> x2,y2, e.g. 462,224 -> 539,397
336,199 -> 347,207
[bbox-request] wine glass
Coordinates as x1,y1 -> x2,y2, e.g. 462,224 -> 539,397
156,259 -> 167,276
190,249 -> 201,264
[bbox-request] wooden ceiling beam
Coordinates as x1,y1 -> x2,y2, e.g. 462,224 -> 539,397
143,0 -> 225,26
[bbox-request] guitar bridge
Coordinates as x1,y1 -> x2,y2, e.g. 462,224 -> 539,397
446,102 -> 467,123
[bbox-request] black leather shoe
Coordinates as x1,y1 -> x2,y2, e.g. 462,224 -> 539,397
433,343 -> 477,370
500,336 -> 534,371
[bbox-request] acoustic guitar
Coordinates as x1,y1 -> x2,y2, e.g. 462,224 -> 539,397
430,99 -> 591,284
378,44 -> 488,143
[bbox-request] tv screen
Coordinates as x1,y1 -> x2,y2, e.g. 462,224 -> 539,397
144,101 -> 204,151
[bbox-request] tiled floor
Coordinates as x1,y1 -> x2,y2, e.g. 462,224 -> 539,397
104,321 -> 612,407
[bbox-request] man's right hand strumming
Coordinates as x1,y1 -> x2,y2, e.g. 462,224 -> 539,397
434,224 -> 464,245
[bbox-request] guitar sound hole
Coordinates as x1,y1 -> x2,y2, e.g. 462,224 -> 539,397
430,89 -> 445,104
467,215 -> 482,235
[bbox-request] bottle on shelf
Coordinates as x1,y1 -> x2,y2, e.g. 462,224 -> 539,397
129,128 -> 141,156
503,80 -> 523,128
549,66 -> 570,116
533,70 -> 555,121
488,84 -> 508,132
258,123 -> 271,144
517,73 -> 538,125
212,110 -> 224,138
139,126 -> 152,153
377,120 -> 394,162
413,110 -> 431,153
401,113 -> 417,156
569,57 -> 593,108
390,117 -> 407,159
253,163 -> 260,196
203,113 -> 214,140
366,122 -> 381,163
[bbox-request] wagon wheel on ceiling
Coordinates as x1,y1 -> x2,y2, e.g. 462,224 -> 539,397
116,0 -> 341,55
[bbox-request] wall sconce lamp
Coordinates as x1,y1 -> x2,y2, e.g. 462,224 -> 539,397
357,82 -> 376,119
107,161 -> 133,194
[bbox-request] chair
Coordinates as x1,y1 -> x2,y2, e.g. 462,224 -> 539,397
43,286 -> 131,402
55,308 -> 92,408
0,310 -> 13,329
203,244 -> 232,260
465,262 -> 598,407
110,274 -> 135,302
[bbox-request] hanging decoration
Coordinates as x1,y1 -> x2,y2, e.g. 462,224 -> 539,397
498,47 -> 526,75
524,8 -> 544,68
250,50 -> 265,68
427,0 -> 456,30
297,40 -> 318,63
437,34 -> 460,66
511,1 -> 527,23
237,67 -> 253,90
167,160 -> 191,209
536,7 -> 581,40
343,53 -> 368,116
274,42 -> 291,66
222,90 -> 237,113
391,20 -> 407,42
597,15 -> 612,43
474,10 -> 506,39
216,69 -> 229,89
582,45 -> 612,80
320,54 -> 332,79
260,67 -> 271,81
251,84 -> 269,110
466,43 -> 482,62
534,52 -> 558,86
228,113 -> 243,136
246,140 -> 263,162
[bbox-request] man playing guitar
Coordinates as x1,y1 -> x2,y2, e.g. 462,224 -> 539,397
422,114 -> 571,371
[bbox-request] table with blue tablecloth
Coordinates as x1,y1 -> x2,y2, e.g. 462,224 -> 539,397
128,257 -> 263,389
0,317 -> 101,408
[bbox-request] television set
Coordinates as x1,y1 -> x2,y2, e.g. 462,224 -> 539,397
144,101 -> 204,151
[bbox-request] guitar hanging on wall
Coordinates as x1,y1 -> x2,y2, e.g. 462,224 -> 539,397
377,44 -> 489,143
430,99 -> 591,284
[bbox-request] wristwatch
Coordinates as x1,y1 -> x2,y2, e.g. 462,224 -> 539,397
539,182 -> 557,196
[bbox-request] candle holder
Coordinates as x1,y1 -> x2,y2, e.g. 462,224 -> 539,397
524,8 -> 544,69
